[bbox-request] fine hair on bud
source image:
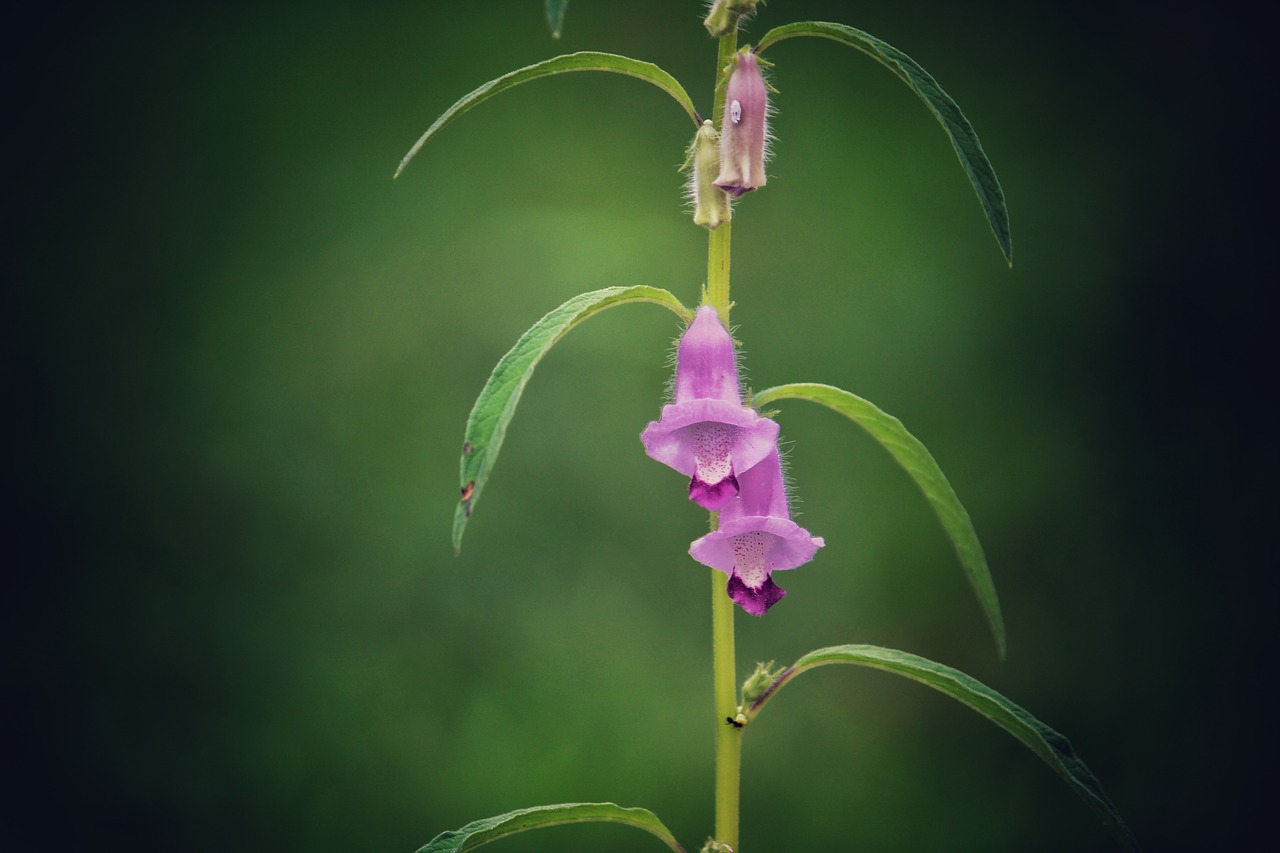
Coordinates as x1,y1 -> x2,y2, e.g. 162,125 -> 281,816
715,49 -> 775,197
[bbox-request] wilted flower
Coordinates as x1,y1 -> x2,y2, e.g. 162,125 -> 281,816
641,306 -> 778,510
690,448 -> 824,615
715,50 -> 770,197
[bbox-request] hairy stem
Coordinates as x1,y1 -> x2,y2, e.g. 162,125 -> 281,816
709,27 -> 741,850
711,566 -> 741,849
705,29 -> 738,325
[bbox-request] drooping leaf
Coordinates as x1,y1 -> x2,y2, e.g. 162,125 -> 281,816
749,645 -> 1138,850
756,22 -> 1013,265
418,802 -> 686,853
454,287 -> 692,552
397,52 -> 700,178
751,382 -> 1005,658
545,0 -> 569,39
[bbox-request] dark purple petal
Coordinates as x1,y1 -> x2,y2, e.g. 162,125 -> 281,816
727,572 -> 786,616
689,471 -> 739,510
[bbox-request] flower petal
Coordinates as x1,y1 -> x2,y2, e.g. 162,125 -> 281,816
674,306 -> 741,404
690,514 -> 824,575
727,572 -> 786,616
689,472 -> 739,510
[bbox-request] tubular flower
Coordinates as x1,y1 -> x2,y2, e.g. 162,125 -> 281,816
689,448 -> 824,615
641,306 -> 779,510
714,50 -> 769,197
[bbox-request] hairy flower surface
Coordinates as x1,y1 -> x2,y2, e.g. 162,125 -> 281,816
690,448 -> 824,615
689,120 -> 730,230
641,306 -> 778,510
714,51 -> 769,196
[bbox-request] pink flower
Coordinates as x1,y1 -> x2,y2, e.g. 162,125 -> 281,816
690,448 -> 824,615
715,51 -> 769,197
641,306 -> 778,510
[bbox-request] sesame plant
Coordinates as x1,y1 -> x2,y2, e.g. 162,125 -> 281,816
398,2 -> 1136,850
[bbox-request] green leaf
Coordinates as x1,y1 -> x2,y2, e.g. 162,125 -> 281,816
396,52 -> 700,178
418,802 -> 686,853
756,22 -> 1013,265
454,286 -> 692,552
750,645 -> 1138,850
751,382 -> 1005,658
545,0 -> 569,39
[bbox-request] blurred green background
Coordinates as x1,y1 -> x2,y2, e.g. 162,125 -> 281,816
11,1 -> 1269,850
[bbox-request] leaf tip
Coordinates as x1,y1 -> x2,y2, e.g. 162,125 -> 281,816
545,0 -> 568,40
986,606 -> 1008,660
451,503 -> 470,554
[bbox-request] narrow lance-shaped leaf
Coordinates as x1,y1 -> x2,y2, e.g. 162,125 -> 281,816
545,0 -> 569,39
756,22 -> 1013,265
397,52 -> 700,178
749,645 -> 1138,850
418,802 -> 686,853
752,382 -> 1005,658
454,286 -> 692,552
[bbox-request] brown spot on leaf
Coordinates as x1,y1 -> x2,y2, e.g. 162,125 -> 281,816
462,441 -> 474,455
460,481 -> 475,503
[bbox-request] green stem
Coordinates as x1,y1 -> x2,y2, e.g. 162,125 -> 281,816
706,215 -> 731,324
705,29 -> 738,324
711,566 -> 741,849
708,28 -> 741,849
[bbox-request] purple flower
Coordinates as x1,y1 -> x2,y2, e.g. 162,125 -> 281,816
641,306 -> 779,510
690,448 -> 824,615
715,51 -> 769,197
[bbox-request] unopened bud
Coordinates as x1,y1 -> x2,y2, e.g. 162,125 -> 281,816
703,0 -> 760,38
741,660 -> 782,705
715,51 -> 770,197
688,120 -> 730,230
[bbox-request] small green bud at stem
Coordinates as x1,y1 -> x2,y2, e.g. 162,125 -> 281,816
703,0 -> 760,38
741,660 -> 781,705
689,120 -> 731,230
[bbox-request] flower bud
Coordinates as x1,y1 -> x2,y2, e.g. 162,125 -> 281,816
715,51 -> 770,197
703,0 -> 760,38
740,660 -> 782,706
688,120 -> 730,230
